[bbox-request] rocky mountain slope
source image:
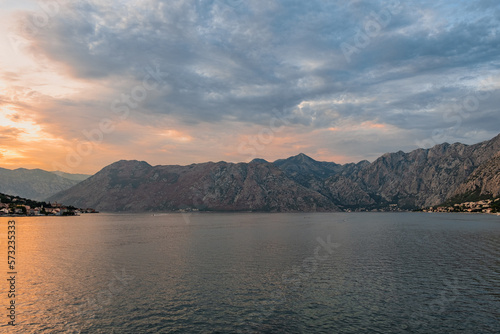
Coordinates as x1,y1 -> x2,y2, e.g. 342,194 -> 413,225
0,168 -> 90,201
328,134 -> 500,209
273,153 -> 343,187
272,153 -> 370,195
48,160 -> 337,212
450,153 -> 500,200
49,133 -> 500,212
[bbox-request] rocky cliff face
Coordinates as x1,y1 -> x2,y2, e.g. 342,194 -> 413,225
0,168 -> 89,201
48,133 -> 500,212
451,153 -> 500,199
323,175 -> 375,207
332,134 -> 500,208
272,154 -> 369,197
48,160 -> 337,212
273,153 -> 342,187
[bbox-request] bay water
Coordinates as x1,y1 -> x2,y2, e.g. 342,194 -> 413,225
1,212 -> 499,333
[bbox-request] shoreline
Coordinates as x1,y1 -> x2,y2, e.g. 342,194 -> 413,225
2,211 -> 498,217
0,213 -> 99,218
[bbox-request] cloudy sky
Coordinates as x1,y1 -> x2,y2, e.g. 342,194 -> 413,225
1,0 -> 499,174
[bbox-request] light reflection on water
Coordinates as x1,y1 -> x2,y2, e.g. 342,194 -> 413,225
0,212 -> 499,333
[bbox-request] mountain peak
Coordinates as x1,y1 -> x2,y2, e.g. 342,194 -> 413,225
289,153 -> 316,162
250,158 -> 268,164
297,152 -> 311,158
109,160 -> 152,168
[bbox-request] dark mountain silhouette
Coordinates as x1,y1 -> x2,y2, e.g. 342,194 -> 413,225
48,133 -> 500,212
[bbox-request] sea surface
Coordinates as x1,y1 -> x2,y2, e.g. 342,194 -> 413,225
1,212 -> 499,333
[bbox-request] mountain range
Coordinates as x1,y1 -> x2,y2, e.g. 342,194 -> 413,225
47,133 -> 500,212
0,168 -> 89,201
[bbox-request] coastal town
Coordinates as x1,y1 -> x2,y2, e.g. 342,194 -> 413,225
424,198 -> 500,214
0,193 -> 96,216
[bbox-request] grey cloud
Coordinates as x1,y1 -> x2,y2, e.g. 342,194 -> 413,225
15,0 -> 500,146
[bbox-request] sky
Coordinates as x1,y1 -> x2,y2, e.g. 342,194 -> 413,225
1,0 -> 499,174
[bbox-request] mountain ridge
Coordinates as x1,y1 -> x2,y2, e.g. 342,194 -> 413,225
0,167 -> 90,201
49,159 -> 337,212
48,133 -> 500,212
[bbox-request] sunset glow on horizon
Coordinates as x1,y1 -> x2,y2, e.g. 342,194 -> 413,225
1,0 -> 499,174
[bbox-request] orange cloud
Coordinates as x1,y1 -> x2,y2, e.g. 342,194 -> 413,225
160,129 -> 193,143
361,121 -> 387,129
